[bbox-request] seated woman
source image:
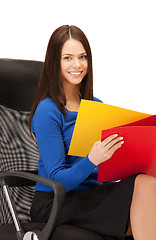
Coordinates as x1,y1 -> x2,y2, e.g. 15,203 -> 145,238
29,25 -> 156,240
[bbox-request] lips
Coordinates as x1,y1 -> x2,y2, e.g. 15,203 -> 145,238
68,71 -> 83,75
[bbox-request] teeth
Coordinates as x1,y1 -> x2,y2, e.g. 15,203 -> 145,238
69,72 -> 82,75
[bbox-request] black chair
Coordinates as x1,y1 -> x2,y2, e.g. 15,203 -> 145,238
0,58 -> 134,240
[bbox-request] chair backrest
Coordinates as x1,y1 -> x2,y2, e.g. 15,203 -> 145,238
0,59 -> 43,225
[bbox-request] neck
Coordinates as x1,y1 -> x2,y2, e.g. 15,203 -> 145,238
63,82 -> 80,102
62,83 -> 81,112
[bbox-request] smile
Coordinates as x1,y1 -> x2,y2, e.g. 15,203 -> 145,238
68,71 -> 83,75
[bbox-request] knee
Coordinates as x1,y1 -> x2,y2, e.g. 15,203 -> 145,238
134,174 -> 156,196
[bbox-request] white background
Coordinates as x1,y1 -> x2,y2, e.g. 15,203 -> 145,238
1,0 -> 156,114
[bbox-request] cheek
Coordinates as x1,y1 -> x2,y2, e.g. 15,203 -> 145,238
83,62 -> 88,73
61,62 -> 70,73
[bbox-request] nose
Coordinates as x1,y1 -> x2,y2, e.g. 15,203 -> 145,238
72,58 -> 81,68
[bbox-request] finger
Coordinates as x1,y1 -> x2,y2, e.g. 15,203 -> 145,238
107,140 -> 124,157
101,134 -> 118,147
105,136 -> 124,150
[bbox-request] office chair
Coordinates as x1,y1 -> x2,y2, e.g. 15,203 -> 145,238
0,58 -> 134,240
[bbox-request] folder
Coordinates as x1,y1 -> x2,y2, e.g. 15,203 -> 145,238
68,100 -> 151,157
98,115 -> 156,182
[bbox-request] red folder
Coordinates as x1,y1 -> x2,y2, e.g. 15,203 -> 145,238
98,115 -> 156,182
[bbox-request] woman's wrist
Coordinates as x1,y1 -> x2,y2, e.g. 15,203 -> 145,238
88,153 -> 99,166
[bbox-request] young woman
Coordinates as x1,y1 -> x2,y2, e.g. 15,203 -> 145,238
29,25 -> 156,240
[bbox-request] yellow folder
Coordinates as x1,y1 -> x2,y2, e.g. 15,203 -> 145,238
68,100 -> 151,157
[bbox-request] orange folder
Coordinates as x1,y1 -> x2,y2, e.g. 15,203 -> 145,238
68,100 -> 151,157
98,115 -> 156,183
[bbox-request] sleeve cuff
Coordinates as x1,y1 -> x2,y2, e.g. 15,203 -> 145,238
75,154 -> 97,180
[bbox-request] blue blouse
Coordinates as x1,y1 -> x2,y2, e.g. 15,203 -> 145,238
32,97 -> 102,192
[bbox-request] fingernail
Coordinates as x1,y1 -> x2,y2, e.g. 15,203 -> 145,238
114,134 -> 118,137
120,137 -> 124,140
120,141 -> 124,144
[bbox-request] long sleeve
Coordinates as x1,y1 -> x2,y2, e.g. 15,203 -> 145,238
32,98 -> 97,192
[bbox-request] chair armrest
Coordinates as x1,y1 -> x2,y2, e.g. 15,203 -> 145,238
0,170 -> 38,187
0,171 -> 66,240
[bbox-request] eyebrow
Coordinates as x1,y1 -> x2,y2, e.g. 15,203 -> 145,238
62,52 -> 87,56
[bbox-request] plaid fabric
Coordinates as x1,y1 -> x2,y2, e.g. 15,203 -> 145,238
0,104 -> 39,225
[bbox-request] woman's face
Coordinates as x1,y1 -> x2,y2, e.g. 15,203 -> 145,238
60,38 -> 88,87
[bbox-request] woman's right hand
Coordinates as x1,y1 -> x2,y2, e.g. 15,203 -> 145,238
88,134 -> 124,166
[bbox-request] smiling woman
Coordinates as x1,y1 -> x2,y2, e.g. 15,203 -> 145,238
28,25 -> 156,240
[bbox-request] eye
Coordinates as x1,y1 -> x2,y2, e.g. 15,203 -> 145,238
64,56 -> 71,60
80,55 -> 87,60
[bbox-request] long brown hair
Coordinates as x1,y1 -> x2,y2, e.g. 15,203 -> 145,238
28,25 -> 93,133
